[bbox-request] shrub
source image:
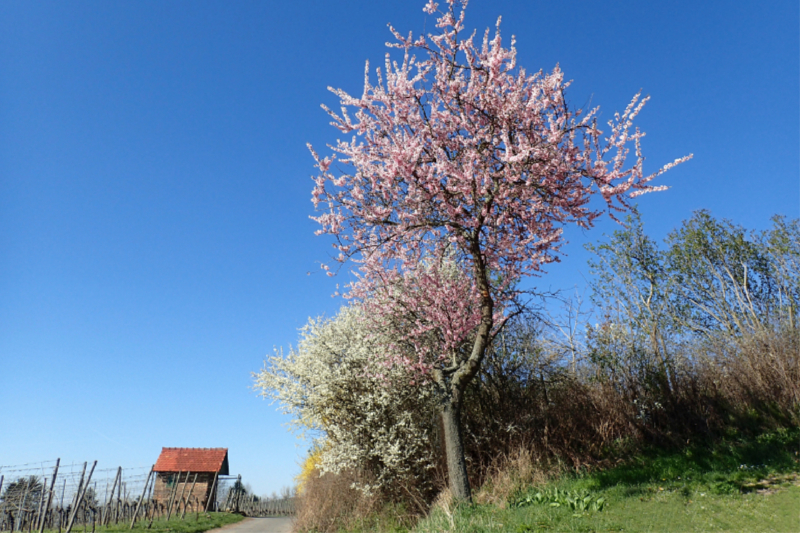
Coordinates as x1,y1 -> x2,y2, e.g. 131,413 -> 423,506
253,305 -> 439,505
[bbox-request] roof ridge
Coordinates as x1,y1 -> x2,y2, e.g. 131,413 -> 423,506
160,447 -> 228,450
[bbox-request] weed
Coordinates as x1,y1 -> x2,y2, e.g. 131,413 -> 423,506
512,487 -> 606,512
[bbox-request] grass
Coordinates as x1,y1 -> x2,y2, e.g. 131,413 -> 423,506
44,512 -> 245,533
416,486 -> 799,532
411,428 -> 800,533
316,502 -> 418,533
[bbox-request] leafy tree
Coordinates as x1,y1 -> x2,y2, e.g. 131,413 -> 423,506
586,210 -> 799,383
1,477 -> 43,510
666,210 -> 776,337
755,215 -> 799,330
586,211 -> 678,395
308,0 -> 690,500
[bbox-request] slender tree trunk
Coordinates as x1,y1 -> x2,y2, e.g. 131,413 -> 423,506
441,398 -> 471,502
441,255 -> 495,502
433,250 -> 496,503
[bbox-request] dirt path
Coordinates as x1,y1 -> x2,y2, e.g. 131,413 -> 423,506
207,517 -> 294,533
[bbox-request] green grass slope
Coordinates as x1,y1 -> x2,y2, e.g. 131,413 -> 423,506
414,429 -> 800,533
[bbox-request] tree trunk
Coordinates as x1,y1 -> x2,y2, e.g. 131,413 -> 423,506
435,248 -> 495,503
441,398 -> 471,502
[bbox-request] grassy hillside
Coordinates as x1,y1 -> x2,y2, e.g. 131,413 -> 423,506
327,428 -> 798,533
417,485 -> 799,532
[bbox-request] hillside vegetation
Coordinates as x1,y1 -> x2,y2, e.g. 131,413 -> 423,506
256,211 -> 799,533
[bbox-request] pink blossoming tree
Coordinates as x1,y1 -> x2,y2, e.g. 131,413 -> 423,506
309,0 -> 690,501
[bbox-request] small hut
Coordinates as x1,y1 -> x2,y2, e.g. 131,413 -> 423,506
152,448 -> 229,509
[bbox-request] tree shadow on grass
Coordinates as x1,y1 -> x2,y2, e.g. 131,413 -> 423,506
587,427 -> 799,490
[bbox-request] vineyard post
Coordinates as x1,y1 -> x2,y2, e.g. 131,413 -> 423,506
173,472 -> 190,521
222,483 -> 232,512
65,461 -> 96,533
233,475 -> 241,513
66,461 -> 87,532
115,471 -> 123,525
58,478 -> 66,532
103,468 -> 120,526
164,472 -> 182,521
129,466 -> 153,530
39,459 -> 59,533
16,475 -> 32,532
146,479 -> 160,533
203,473 -> 218,513
34,478 -> 48,532
145,470 -> 155,522
179,474 -> 197,521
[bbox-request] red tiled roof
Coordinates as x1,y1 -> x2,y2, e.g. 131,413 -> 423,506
153,448 -> 229,474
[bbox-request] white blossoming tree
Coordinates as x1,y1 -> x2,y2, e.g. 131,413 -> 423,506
253,305 -> 439,498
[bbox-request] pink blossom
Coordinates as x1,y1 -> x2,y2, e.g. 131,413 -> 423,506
308,1 -> 691,379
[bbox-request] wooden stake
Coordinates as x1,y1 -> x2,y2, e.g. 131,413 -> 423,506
103,468 -> 120,526
129,467 -> 153,530
34,478 -> 48,532
179,474 -> 197,521
17,475 -> 32,532
173,473 -> 190,520
58,478 -> 66,533
115,471 -> 123,525
203,473 -> 218,513
68,462 -> 88,527
65,461 -> 96,533
164,473 -> 181,521
39,459 -> 60,533
233,475 -> 242,513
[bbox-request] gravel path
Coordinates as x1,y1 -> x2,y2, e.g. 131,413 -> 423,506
208,517 -> 294,533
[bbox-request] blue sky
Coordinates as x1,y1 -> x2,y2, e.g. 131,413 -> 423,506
1,0 -> 797,496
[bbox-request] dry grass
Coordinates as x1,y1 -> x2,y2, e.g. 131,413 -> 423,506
473,447 -> 557,507
292,469 -> 381,533
292,468 -> 421,533
700,327 -> 799,421
463,326 -> 799,511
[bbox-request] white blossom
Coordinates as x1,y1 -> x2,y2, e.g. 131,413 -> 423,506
253,304 -> 438,493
